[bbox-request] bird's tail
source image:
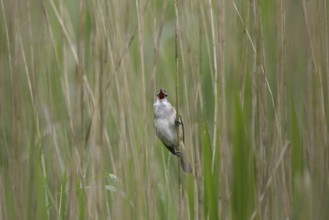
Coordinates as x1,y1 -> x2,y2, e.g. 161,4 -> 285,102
179,147 -> 192,173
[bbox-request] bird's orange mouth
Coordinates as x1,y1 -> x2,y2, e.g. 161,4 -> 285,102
157,89 -> 167,100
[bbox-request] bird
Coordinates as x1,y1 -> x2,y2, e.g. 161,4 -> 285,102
153,89 -> 192,173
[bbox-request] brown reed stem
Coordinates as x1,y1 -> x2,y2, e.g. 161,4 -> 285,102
174,0 -> 182,218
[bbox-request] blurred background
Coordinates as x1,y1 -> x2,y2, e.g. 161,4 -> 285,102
0,0 -> 328,219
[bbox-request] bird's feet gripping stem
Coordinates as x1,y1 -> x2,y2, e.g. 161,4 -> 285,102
175,114 -> 185,143
175,114 -> 183,126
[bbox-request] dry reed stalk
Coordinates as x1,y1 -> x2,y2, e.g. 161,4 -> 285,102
207,0 -> 218,171
174,0 -> 183,219
217,0 -> 228,219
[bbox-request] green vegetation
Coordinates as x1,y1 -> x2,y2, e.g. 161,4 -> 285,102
1,0 -> 328,219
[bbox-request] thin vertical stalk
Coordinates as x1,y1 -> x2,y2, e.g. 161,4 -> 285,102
276,0 -> 288,218
251,0 -> 262,217
324,1 -> 329,106
78,0 -> 86,149
175,0 -> 179,129
208,0 -> 218,171
0,0 -> 12,77
174,0 -> 182,218
218,0 -> 227,218
325,0 -> 329,179
135,0 -> 146,116
277,0 -> 286,146
197,3 -> 203,219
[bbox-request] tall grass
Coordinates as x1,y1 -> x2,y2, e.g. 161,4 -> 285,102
1,0 -> 329,219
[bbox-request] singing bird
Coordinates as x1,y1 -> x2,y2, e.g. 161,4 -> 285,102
153,89 -> 192,173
